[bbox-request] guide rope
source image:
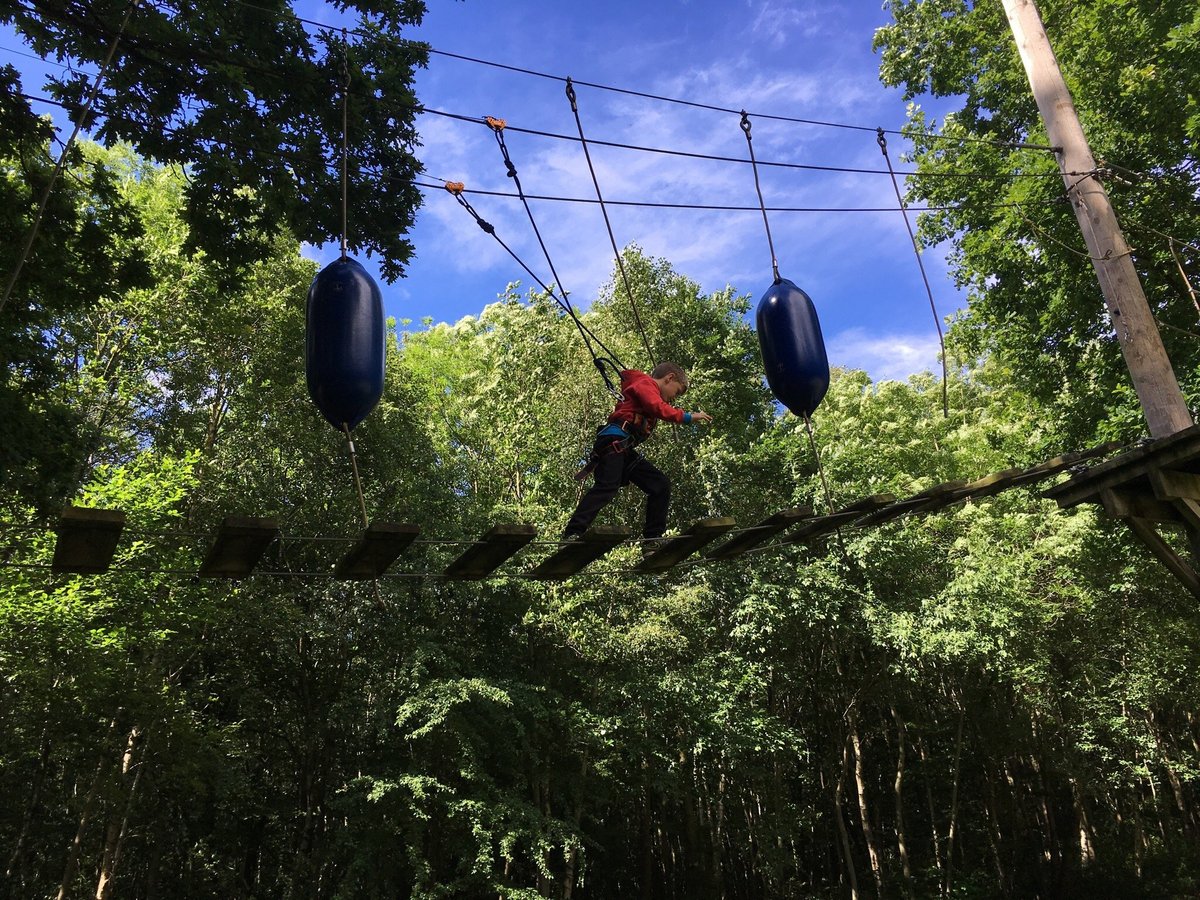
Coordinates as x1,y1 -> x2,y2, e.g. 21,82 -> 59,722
565,77 -> 656,369
740,111 -> 780,284
340,28 -> 350,259
877,129 -> 950,418
443,180 -> 626,395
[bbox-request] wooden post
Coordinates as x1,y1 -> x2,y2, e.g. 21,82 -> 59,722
1001,0 -> 1192,438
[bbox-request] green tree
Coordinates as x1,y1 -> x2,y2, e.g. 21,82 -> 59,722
1,0 -> 427,278
874,0 -> 1200,445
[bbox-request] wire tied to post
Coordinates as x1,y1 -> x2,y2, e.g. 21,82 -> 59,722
740,111 -> 780,284
565,76 -> 656,369
876,128 -> 949,418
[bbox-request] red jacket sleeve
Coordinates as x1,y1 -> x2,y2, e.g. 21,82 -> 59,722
624,372 -> 687,424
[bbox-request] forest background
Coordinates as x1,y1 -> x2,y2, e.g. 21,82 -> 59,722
2,0 -> 1200,898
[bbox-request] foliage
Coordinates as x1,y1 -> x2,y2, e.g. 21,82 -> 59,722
2,148 -> 1200,900
874,0 -> 1200,446
1,0 -> 427,278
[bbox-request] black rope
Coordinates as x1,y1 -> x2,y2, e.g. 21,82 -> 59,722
566,77 -> 656,369
443,182 -> 626,394
339,29 -> 350,259
145,0 -> 1061,153
421,106 -> 1068,181
877,129 -> 950,418
740,111 -> 780,284
483,115 -> 624,394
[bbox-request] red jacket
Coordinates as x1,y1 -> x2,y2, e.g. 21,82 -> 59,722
607,369 -> 687,440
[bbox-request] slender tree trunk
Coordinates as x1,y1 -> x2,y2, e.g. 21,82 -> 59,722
891,708 -> 914,898
562,752 -> 588,900
849,714 -> 886,899
983,767 -> 1009,895
56,718 -> 119,900
834,736 -> 860,900
942,706 -> 965,899
95,726 -> 145,900
1069,777 -> 1096,868
5,724 -> 53,888
918,739 -> 944,874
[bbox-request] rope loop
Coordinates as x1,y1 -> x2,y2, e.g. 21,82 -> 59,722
565,76 -> 578,112
484,115 -> 506,132
740,110 -> 752,137
875,126 -> 887,154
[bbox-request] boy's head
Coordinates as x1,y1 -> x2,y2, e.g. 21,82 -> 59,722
650,361 -> 689,402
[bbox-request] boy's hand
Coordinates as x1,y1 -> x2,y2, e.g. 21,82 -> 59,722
691,410 -> 713,424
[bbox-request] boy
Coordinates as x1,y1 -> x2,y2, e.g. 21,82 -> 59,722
563,362 -> 712,553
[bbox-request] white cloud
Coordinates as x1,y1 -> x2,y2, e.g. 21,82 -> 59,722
826,327 -> 944,382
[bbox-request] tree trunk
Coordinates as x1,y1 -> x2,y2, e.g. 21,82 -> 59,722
1069,777 -> 1096,869
891,708 -> 914,898
56,718 -> 119,900
5,724 -> 52,888
849,714 -> 886,899
562,751 -> 588,900
95,726 -> 145,900
834,736 -> 860,900
983,767 -> 1009,896
917,738 -> 944,874
942,707 -> 965,899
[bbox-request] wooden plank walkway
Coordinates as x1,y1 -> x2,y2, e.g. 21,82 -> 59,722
32,439 -> 1128,581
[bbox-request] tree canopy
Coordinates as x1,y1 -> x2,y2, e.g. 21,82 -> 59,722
874,0 -> 1200,446
1,0 -> 427,278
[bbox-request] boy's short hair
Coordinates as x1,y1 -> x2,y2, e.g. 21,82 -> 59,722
650,361 -> 689,390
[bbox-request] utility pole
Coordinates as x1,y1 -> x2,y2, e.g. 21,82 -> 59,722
1001,0 -> 1193,438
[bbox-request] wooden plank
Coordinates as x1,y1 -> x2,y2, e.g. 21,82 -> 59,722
1047,430 -> 1200,508
334,522 -> 420,580
958,467 -> 1025,501
527,526 -> 630,580
444,524 -> 537,580
199,516 -> 280,579
1149,468 -> 1200,502
51,506 -> 126,574
1124,517 -> 1200,600
854,480 -> 970,528
1098,488 -> 1182,523
784,494 -> 897,544
705,507 -> 813,560
637,517 -> 736,572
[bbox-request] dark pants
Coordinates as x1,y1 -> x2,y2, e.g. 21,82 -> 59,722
564,436 -> 671,539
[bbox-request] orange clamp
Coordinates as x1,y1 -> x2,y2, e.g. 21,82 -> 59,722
444,181 -> 465,195
484,115 -> 506,131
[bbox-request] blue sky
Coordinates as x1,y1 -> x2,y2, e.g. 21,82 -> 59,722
334,0 -> 966,381
4,0 -> 966,381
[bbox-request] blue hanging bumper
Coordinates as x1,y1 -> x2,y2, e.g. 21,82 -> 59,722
756,278 -> 830,418
305,257 -> 385,431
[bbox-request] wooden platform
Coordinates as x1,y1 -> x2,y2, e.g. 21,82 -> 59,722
1044,425 -> 1200,598
29,438 -> 1127,581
